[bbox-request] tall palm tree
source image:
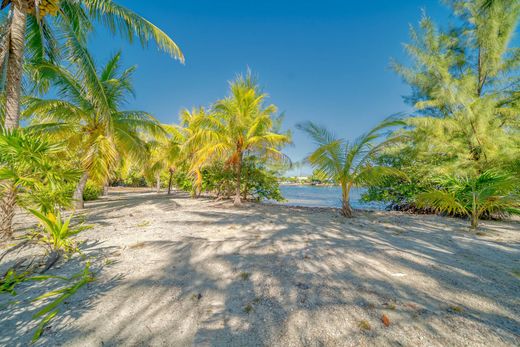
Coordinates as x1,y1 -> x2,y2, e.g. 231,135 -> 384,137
297,118 -> 404,217
25,51 -> 163,209
0,0 -> 184,129
195,73 -> 291,205
0,0 -> 183,237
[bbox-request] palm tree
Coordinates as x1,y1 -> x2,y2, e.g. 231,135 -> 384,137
195,73 -> 291,205
145,107 -> 210,196
25,51 -> 163,209
179,107 -> 212,197
416,171 -> 520,230
0,0 -> 184,129
297,118 -> 404,217
0,0 -> 183,236
145,124 -> 184,195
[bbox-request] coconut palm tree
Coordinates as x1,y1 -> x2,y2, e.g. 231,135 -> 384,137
179,107 -> 212,197
194,73 -> 291,205
145,125 -> 184,195
0,0 -> 183,128
145,107 -> 211,196
416,171 -> 520,230
0,0 -> 183,237
297,118 -> 404,217
25,51 -> 163,209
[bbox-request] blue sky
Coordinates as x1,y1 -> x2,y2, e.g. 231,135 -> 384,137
91,0 -> 453,175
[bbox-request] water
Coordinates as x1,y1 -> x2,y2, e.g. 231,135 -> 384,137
272,185 -> 384,210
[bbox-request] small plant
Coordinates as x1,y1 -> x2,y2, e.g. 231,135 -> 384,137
384,302 -> 396,310
448,305 -> 464,313
358,320 -> 371,331
239,272 -> 250,281
191,293 -> 203,301
31,263 -> 95,342
29,209 -> 87,254
0,269 -> 29,296
243,304 -> 253,313
137,220 -> 151,228
416,171 -> 520,229
511,270 -> 520,279
297,117 -> 404,217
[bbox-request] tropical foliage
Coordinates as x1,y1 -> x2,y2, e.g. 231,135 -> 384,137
416,171 -> 520,229
0,0 -> 183,236
25,52 -> 164,208
0,128 -> 78,238
0,0 -> 183,128
28,209 -> 87,254
365,0 -> 520,227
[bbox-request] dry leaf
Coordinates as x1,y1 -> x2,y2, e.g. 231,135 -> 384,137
381,314 -> 390,327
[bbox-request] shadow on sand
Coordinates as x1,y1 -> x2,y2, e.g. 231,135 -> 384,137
2,190 -> 519,346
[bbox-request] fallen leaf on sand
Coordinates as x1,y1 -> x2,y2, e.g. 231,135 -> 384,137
381,314 -> 390,327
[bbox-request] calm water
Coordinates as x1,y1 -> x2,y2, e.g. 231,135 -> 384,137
273,185 -> 384,210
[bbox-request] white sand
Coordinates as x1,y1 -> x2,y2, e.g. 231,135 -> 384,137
1,189 -> 519,346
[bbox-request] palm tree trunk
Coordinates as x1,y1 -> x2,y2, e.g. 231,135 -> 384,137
167,168 -> 174,195
470,215 -> 479,230
234,154 -> 243,205
4,0 -> 27,128
0,187 -> 17,240
195,168 -> 202,198
155,174 -> 161,193
73,173 -> 89,210
0,1 -> 27,239
103,184 -> 109,196
470,191 -> 478,230
341,182 -> 353,217
242,166 -> 249,201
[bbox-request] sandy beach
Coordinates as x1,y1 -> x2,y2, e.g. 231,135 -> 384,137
1,190 -> 519,346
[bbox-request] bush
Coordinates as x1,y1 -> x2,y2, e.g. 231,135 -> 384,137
242,161 -> 284,202
173,158 -> 285,202
361,151 -> 433,211
416,171 -> 520,229
83,182 -> 103,201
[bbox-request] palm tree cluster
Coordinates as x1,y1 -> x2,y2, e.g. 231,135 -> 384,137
145,72 -> 292,205
26,52 -> 164,209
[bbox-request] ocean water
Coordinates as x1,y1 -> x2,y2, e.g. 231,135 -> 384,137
273,185 -> 385,210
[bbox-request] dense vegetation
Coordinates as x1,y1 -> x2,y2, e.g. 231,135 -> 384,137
363,0 -> 520,228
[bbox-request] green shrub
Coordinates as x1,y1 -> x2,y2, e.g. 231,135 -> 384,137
416,171 -> 520,229
83,182 -> 103,201
172,158 -> 285,202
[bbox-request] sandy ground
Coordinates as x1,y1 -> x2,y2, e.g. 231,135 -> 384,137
1,190 -> 520,346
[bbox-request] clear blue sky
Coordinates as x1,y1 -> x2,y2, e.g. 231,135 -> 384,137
91,0 -> 453,175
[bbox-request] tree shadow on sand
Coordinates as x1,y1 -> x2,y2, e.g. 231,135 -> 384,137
4,193 -> 519,346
